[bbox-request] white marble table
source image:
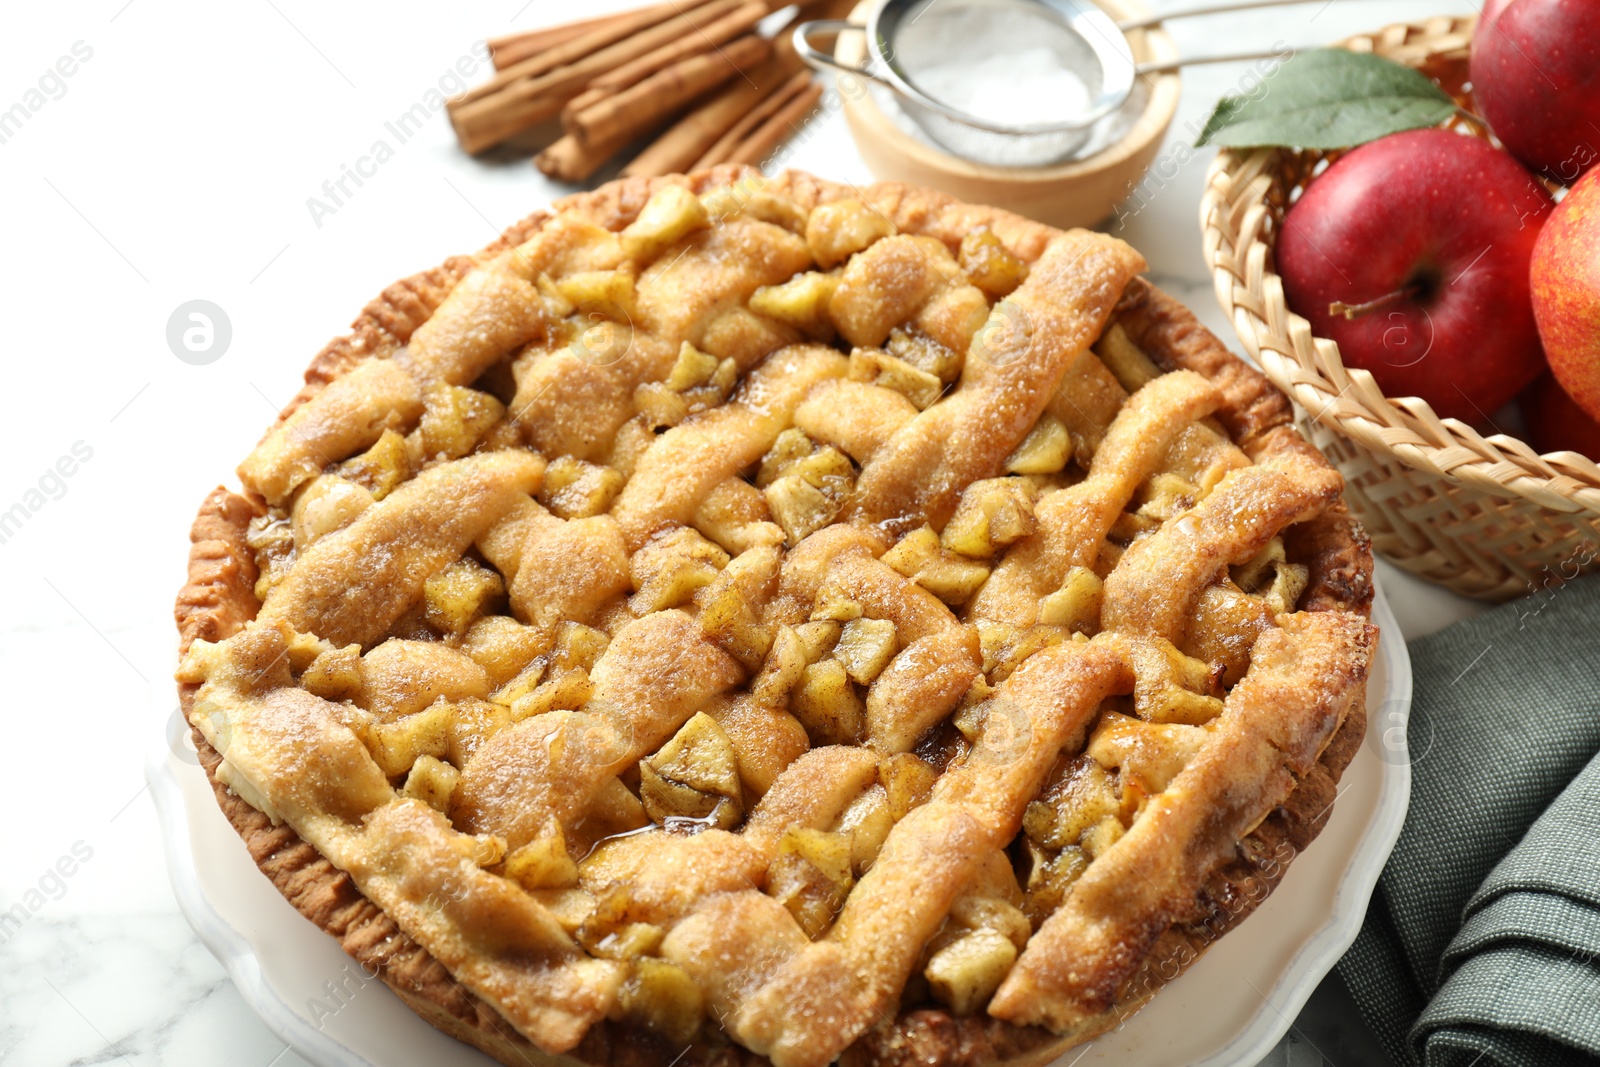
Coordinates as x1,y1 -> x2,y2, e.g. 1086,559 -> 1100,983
0,1 -> 1481,1063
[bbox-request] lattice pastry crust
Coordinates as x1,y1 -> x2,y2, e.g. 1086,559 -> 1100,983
175,167 -> 1375,1067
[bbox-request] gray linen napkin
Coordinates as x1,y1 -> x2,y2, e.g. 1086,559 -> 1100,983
1337,575 -> 1600,1066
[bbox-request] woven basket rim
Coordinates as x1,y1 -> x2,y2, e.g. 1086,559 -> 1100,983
1199,13 -> 1600,521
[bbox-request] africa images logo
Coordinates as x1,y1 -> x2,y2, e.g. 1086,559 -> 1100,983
304,42 -> 492,228
0,41 -> 93,147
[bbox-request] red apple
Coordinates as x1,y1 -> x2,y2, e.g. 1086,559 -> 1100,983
1521,374 -> 1600,456
1478,0 -> 1516,28
1531,164 -> 1600,419
1277,128 -> 1552,424
1471,0 -> 1600,183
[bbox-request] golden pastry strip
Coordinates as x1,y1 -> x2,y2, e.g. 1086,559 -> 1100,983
259,451 -> 544,648
1085,712 -> 1210,796
184,621 -> 391,829
968,369 -> 1221,628
579,747 -> 880,928
508,213 -> 627,279
813,553 -> 981,754
1039,341 -> 1244,503
1101,455 -> 1344,644
814,553 -> 963,644
849,232 -> 1146,535
864,626 -> 980,755
238,359 -> 424,507
507,508 -> 631,632
688,477 -> 779,551
358,638 -> 490,721
1098,632 -> 1224,725
240,238 -> 557,508
792,379 -> 919,466
763,524 -> 888,627
513,326 -> 677,461
1043,337 -> 1254,508
1043,348 -> 1125,461
475,495 -> 542,579
636,216 -> 811,348
741,745 -> 883,849
612,344 -> 847,549
828,234 -> 982,351
709,694 -> 811,796
451,609 -> 744,848
181,621 -> 615,1056
349,800 -> 621,1053
580,828 -> 767,925
735,805 -> 989,1067
661,891 -> 810,1032
988,611 -> 1374,1032
732,639 -> 1131,1067
397,259 -> 550,387
927,639 -> 1132,838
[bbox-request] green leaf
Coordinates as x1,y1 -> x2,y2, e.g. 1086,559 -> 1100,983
1194,49 -> 1456,149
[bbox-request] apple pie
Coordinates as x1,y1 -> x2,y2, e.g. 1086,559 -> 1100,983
175,167 -> 1375,1067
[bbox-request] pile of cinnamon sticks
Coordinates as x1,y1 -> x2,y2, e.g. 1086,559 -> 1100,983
448,0 -> 843,183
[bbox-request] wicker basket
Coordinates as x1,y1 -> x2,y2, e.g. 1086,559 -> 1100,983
1200,15 -> 1600,602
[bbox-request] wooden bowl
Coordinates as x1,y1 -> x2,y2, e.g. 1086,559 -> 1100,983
833,0 -> 1180,229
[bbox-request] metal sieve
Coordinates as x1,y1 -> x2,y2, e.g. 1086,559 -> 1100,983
796,0 -> 1312,166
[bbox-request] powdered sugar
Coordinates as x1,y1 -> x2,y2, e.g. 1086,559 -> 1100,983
912,47 -> 1094,127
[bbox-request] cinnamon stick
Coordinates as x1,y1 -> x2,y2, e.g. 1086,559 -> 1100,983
561,86 -> 611,127
560,0 -> 769,125
488,9 -> 661,70
449,0 -> 735,154
620,50 -> 803,178
592,0 -> 769,97
460,2 -> 709,108
726,80 -> 824,166
692,69 -> 812,169
567,33 -> 771,151
537,134 -> 618,183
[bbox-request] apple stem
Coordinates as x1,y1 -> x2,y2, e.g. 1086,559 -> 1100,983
1453,107 -> 1492,135
1328,286 -> 1421,321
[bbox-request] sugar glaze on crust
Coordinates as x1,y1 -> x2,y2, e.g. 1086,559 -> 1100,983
175,167 -> 1374,1067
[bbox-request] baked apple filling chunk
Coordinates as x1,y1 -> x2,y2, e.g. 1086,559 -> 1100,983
177,172 -> 1374,1067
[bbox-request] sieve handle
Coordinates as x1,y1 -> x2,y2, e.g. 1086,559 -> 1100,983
792,20 -> 894,85
1119,0 -> 1338,31
1135,47 -> 1298,75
